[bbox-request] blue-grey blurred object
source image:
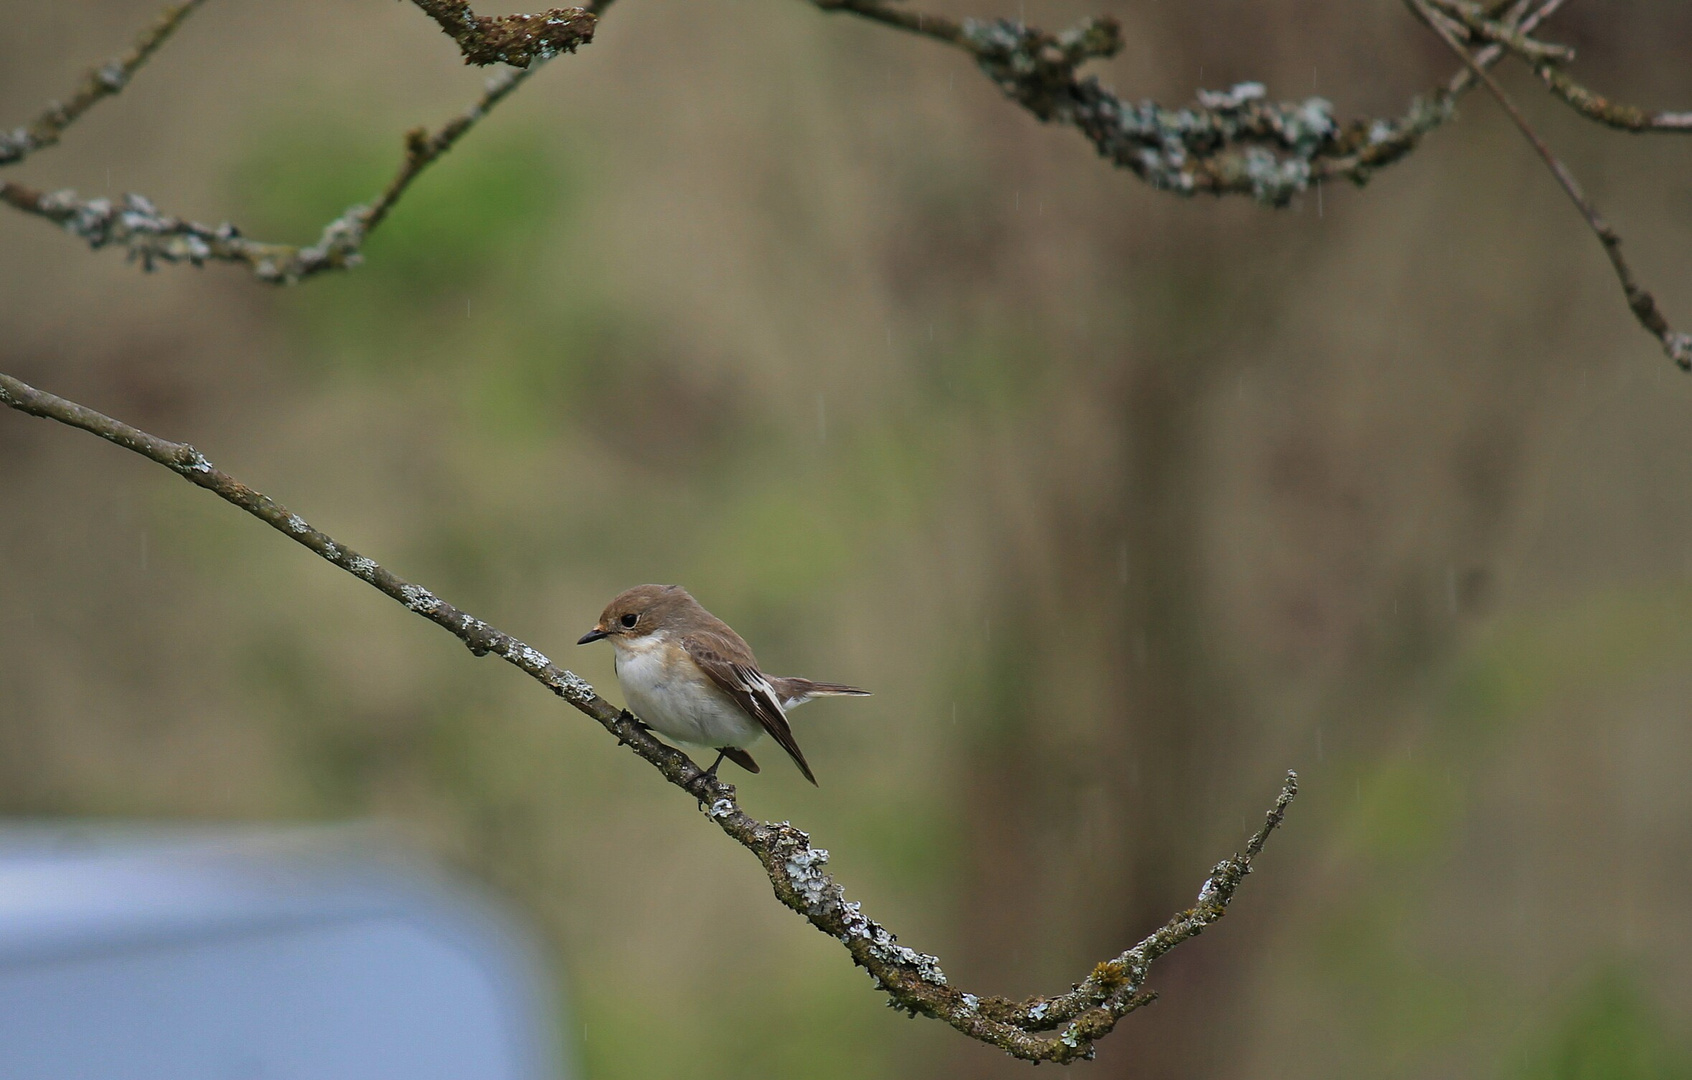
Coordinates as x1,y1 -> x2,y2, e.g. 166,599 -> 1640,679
0,824 -> 566,1080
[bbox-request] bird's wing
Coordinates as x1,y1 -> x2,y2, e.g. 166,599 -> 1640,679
682,632 -> 816,784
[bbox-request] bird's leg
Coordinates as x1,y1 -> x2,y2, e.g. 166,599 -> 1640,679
687,750 -> 728,808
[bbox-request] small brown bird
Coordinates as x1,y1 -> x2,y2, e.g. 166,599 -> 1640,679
577,584 -> 868,784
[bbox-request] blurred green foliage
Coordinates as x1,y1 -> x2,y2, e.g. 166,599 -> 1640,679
1513,971 -> 1692,1080
1443,585 -> 1692,744
234,117 -> 566,299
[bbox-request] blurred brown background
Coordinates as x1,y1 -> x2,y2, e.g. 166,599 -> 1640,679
4,1 -> 1692,1077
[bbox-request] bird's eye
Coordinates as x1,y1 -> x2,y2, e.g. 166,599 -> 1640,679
620,613 -> 638,628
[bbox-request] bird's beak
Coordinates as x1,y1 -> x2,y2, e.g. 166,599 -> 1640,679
577,627 -> 608,645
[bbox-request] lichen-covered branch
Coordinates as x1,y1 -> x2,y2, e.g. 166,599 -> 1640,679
0,368 -> 1298,1064
0,0 -> 208,168
809,0 -> 1554,207
817,0 -> 1690,369
407,0 -> 595,67
0,182 -> 313,278
1,63 -> 544,282
1408,0 -> 1692,371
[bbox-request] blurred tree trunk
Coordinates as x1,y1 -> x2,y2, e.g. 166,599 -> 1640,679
943,213 -> 1551,1075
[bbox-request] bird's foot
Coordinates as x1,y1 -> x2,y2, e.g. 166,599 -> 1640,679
690,751 -> 727,809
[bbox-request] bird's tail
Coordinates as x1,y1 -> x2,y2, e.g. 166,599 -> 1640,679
770,677 -> 871,710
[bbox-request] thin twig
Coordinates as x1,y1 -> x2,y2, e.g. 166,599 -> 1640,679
1,62 -> 549,282
1422,0 -> 1692,133
1311,0 -> 1560,183
1424,0 -> 1574,62
815,0 -> 968,44
1445,0 -> 1566,95
362,65 -> 537,237
0,368 -> 1297,1064
0,0 -> 209,167
1407,0 -> 1692,370
1535,66 -> 1692,133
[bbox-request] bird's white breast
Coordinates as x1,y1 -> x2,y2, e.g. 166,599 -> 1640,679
612,632 -> 764,749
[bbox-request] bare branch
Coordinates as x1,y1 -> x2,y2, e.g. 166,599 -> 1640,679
1443,0 -> 1566,95
0,367 -> 1298,1064
1424,0 -> 1574,62
0,0 -> 208,167
407,1 -> 595,67
1408,0 -> 1692,370
1,64 -> 542,282
1421,0 -> 1692,134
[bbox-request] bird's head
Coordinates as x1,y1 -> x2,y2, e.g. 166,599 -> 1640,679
578,584 -> 693,646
